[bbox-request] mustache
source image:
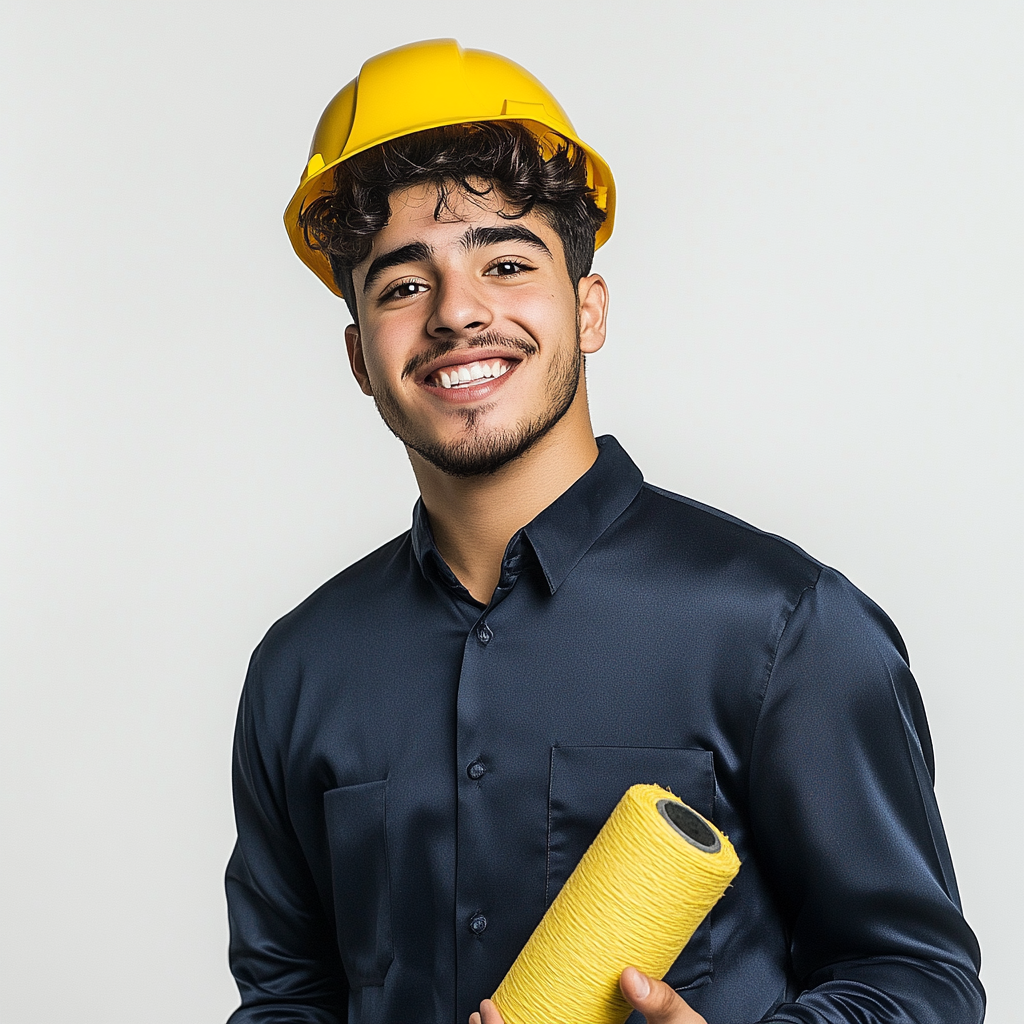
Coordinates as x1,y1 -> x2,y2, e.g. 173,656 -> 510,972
402,332 -> 539,379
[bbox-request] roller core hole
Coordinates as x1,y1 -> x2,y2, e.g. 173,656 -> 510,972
656,799 -> 721,853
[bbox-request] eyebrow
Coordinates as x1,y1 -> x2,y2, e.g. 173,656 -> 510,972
362,242 -> 434,293
460,224 -> 552,258
361,224 -> 553,294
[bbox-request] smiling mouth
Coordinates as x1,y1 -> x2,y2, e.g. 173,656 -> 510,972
427,359 -> 513,389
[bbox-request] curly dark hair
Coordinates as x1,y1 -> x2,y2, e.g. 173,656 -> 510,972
298,121 -> 607,321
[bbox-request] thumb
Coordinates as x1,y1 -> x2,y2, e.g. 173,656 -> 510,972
619,966 -> 706,1024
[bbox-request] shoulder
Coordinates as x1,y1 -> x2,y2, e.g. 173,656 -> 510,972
637,482 -> 821,576
625,482 -> 908,660
631,489 -> 928,772
617,481 -> 823,613
245,530 -> 414,697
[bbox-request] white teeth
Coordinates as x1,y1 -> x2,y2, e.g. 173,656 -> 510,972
432,359 -> 510,387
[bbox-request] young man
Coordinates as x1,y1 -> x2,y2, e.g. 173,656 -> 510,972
226,40 -> 983,1024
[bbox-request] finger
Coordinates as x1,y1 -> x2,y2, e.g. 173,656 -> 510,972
468,1014 -> 481,1024
619,966 -> 706,1023
479,998 -> 506,1024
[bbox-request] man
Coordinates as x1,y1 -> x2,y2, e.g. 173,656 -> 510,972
226,39 -> 983,1024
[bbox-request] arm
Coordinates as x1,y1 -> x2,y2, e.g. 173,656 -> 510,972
746,567 -> 983,1024
475,570 -> 983,1024
225,645 -> 348,1024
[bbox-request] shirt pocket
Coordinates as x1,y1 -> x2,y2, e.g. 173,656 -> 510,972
546,745 -> 717,992
323,779 -> 394,988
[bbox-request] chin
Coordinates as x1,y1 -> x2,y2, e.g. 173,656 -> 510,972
399,405 -> 568,477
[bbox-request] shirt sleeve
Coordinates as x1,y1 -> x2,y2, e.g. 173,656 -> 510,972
745,567 -> 984,1024
225,645 -> 348,1024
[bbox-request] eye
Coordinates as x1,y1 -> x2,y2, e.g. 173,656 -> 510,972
381,279 -> 428,302
484,259 -> 534,278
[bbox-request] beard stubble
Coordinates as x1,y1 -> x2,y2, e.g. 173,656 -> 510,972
369,329 -> 582,478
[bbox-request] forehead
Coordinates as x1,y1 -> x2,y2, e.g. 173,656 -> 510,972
366,181 -> 559,257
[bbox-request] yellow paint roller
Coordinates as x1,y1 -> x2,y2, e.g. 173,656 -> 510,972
492,783 -> 740,1024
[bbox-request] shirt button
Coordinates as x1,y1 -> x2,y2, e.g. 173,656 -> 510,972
467,760 -> 486,780
469,913 -> 487,935
476,624 -> 493,645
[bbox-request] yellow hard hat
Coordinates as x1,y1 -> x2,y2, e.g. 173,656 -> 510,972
284,38 -> 616,297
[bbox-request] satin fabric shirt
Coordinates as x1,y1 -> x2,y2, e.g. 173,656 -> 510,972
226,436 -> 983,1024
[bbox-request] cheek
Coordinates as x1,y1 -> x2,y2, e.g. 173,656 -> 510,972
508,289 -> 577,341
359,322 -> 415,382
361,343 -> 390,381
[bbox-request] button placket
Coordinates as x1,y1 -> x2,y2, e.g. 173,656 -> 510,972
455,593 -> 517,1011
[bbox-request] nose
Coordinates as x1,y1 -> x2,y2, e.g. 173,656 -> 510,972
426,274 -> 492,338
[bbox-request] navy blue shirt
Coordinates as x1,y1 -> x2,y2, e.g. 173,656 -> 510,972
226,436 -> 983,1024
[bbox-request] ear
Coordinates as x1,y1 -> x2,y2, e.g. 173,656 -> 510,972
576,274 -> 609,355
345,324 -> 374,396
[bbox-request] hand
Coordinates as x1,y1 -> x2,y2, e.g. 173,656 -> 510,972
468,999 -> 501,1024
468,967 -> 707,1024
619,965 -> 708,1023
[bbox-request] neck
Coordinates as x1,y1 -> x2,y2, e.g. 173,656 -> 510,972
411,401 -> 599,604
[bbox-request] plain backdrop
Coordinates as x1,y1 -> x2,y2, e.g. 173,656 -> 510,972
2,2 -> 1020,1021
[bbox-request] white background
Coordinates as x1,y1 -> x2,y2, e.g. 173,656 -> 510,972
2,2 -> 1020,1021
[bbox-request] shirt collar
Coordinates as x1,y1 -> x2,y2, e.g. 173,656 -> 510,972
411,435 -> 644,595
